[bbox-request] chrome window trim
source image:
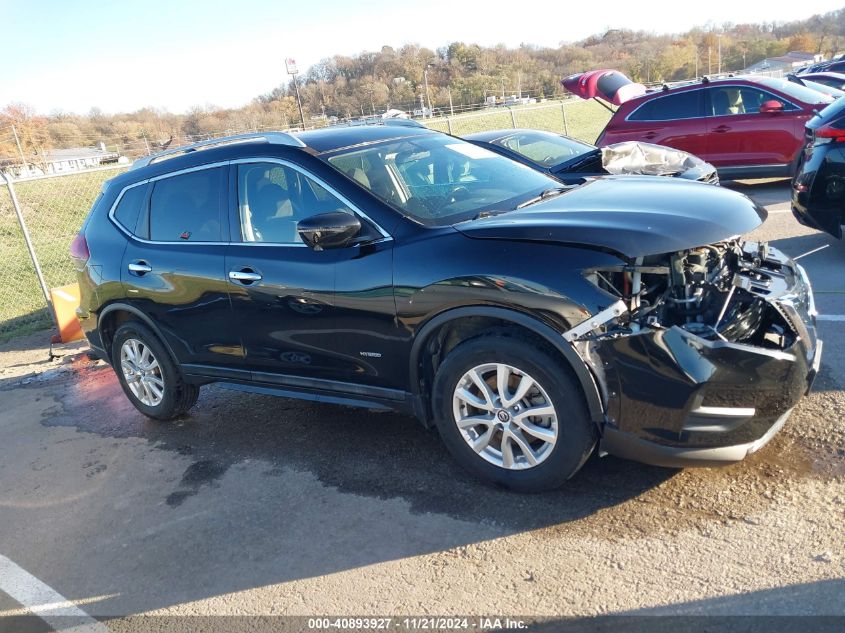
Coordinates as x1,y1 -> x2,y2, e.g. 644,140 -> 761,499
624,84 -> 802,123
108,159 -> 393,248
229,157 -> 392,241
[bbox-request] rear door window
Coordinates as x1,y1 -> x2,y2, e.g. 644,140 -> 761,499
148,167 -> 226,242
627,90 -> 703,121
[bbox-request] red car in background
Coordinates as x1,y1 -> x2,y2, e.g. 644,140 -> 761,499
563,71 -> 834,179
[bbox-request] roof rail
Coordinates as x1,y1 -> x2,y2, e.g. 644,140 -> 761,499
131,131 -> 306,170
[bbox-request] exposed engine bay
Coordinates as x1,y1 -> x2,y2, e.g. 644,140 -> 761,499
581,240 -> 800,350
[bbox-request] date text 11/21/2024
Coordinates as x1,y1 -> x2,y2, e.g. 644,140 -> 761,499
306,617 -> 528,630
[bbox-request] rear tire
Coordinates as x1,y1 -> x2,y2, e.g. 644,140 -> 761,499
431,332 -> 597,492
111,321 -> 199,420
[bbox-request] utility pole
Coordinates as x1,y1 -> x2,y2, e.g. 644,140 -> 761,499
448,88 -> 454,116
292,77 -> 306,129
423,65 -> 432,117
11,125 -> 26,167
708,46 -> 712,75
717,34 -> 723,74
286,58 -> 306,130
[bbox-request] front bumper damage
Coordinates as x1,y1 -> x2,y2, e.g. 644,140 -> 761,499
577,246 -> 822,468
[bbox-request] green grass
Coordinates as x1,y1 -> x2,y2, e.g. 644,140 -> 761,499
0,99 -> 611,341
0,167 -> 127,340
423,98 -> 611,144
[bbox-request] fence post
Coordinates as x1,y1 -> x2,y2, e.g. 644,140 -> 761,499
447,117 -> 453,135
509,106 -> 517,128
0,171 -> 57,327
561,102 -> 569,136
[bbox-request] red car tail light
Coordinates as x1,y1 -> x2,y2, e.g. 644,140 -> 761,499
814,126 -> 845,142
70,232 -> 90,262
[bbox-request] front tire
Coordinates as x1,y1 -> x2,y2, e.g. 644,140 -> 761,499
432,333 -> 597,492
111,321 -> 199,420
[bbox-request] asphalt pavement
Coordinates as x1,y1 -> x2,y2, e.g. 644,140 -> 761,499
0,180 -> 842,632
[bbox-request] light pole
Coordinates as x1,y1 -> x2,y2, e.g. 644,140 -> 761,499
717,34 -> 723,74
286,57 -> 306,130
423,64 -> 433,118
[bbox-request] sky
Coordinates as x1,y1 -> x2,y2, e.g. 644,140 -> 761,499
2,0 -> 844,115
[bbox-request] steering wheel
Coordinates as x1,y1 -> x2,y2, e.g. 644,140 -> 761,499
447,185 -> 470,204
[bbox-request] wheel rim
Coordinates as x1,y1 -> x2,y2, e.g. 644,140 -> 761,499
120,338 -> 165,407
452,363 -> 558,471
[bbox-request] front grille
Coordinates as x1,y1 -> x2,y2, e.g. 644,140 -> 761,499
702,171 -> 720,185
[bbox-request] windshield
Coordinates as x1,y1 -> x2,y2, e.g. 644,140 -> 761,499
324,134 -> 561,225
755,76 -> 834,104
492,130 -> 594,168
800,79 -> 845,98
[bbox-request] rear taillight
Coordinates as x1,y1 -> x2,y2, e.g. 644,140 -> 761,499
70,232 -> 90,262
814,125 -> 845,142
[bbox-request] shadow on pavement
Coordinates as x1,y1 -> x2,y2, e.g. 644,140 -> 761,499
0,359 -> 681,615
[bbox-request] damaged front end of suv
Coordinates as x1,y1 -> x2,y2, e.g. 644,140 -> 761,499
458,176 -> 821,468
574,239 -> 821,467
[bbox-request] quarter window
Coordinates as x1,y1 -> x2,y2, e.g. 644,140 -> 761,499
149,167 -> 225,242
113,184 -> 147,234
237,162 -> 358,244
628,90 -> 702,121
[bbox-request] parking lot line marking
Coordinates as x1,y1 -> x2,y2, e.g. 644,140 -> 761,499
0,555 -> 109,632
817,314 -> 845,321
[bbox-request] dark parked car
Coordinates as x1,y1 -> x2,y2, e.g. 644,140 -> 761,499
563,71 -> 834,179
786,73 -> 845,99
72,125 -> 821,491
793,96 -> 845,237
797,59 -> 845,75
464,128 -> 718,184
789,71 -> 845,93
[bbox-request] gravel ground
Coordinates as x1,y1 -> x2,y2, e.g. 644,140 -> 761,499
0,181 -> 842,631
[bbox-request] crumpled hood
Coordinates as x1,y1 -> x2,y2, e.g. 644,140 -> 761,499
454,176 -> 766,259
601,141 -> 713,177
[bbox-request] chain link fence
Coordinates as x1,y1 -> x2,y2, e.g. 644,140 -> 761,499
0,98 -> 608,342
422,98 -> 611,144
0,165 -> 127,341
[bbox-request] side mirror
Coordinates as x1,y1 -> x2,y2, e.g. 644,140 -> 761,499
760,100 -> 784,114
297,211 -> 361,250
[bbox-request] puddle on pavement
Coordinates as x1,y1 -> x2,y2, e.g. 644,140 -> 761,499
24,355 -> 845,538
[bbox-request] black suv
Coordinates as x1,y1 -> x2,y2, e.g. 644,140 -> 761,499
72,125 -> 821,491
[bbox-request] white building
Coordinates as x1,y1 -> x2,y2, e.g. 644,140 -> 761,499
744,51 -> 824,75
16,144 -> 124,177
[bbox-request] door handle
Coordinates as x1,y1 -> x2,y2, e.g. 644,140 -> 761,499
229,269 -> 262,284
643,132 -> 658,140
713,125 -> 731,133
128,261 -> 152,274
